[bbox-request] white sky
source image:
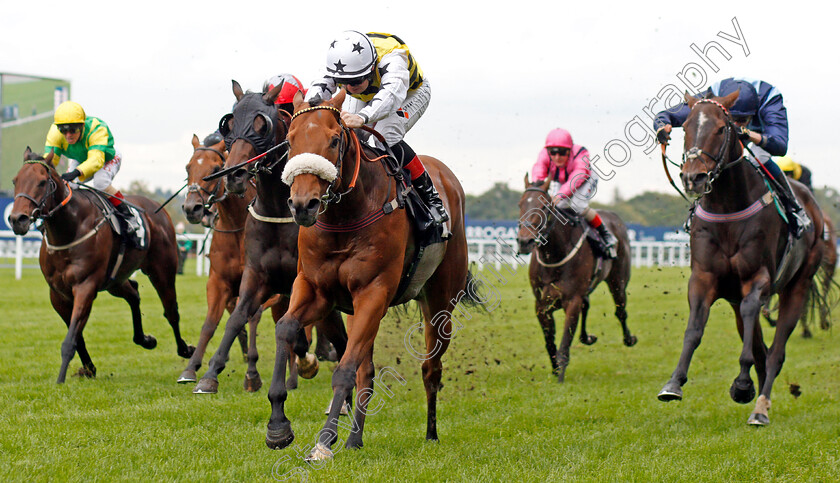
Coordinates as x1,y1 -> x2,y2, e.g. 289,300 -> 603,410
4,1 -> 839,202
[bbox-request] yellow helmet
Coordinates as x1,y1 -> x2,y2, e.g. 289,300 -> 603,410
54,101 -> 86,125
775,155 -> 802,180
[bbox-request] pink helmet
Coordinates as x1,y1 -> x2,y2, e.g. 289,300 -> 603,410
263,74 -> 306,105
544,128 -> 573,149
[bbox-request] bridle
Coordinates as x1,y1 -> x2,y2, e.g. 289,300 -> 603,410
681,99 -> 744,197
14,160 -> 72,221
187,146 -> 228,210
519,186 -> 559,242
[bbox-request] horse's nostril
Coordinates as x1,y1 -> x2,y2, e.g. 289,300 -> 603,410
306,198 -> 320,212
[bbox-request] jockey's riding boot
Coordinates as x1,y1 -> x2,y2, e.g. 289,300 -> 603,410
595,223 -> 618,259
777,173 -> 812,238
394,139 -> 449,225
412,171 -> 449,225
115,202 -> 140,237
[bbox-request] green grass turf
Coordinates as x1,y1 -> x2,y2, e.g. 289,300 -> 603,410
0,263 -> 838,481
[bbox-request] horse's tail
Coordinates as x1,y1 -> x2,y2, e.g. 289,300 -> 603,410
460,268 -> 488,311
810,260 -> 839,331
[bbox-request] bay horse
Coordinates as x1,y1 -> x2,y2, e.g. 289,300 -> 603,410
264,90 -> 474,460
192,81 -> 347,395
517,175 -> 636,382
657,92 -> 825,426
8,148 -> 195,383
178,134 -> 287,391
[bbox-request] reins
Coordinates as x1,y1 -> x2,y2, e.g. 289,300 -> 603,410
521,185 -> 588,267
288,105 -> 399,232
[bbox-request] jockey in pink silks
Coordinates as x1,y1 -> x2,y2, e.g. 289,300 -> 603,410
531,127 -> 618,258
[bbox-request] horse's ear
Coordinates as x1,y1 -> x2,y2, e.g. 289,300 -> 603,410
524,173 -> 530,188
44,151 -> 55,164
331,89 -> 347,110
23,146 -> 32,160
685,92 -> 700,108
232,80 -> 245,102
191,134 -> 200,149
720,89 -> 740,110
540,177 -> 551,191
264,80 -> 284,105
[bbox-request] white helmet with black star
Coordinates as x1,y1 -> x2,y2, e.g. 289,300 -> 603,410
325,30 -> 376,80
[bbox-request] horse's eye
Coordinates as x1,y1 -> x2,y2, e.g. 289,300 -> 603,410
38,179 -> 47,188
330,137 -> 340,149
717,125 -> 725,134
211,166 -> 221,174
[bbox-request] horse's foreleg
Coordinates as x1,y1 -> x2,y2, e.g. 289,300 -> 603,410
194,274 -> 270,394
730,283 -> 767,404
177,278 -> 230,383
556,296 -> 583,383
534,290 -> 559,374
345,347 -> 375,450
313,288 -> 389,459
58,283 -> 97,383
50,288 -> 95,378
266,277 -> 331,452
658,275 -> 716,401
578,297 -> 598,345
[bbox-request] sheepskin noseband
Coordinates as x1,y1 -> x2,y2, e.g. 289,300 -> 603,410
282,153 -> 338,186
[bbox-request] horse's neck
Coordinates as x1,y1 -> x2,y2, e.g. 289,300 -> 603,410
322,147 -> 388,224
217,186 -> 253,227
701,150 -> 764,213
255,172 -> 293,216
42,186 -> 93,245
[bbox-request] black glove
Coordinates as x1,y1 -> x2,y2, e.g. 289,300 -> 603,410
656,126 -> 671,144
738,126 -> 752,142
60,169 -> 81,182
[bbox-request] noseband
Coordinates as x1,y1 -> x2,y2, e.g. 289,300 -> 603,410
682,99 -> 744,196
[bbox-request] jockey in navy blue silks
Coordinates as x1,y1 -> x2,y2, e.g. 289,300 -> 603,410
654,77 -> 811,238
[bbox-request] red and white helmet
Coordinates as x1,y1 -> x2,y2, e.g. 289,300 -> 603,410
325,30 -> 377,80
544,128 -> 573,149
263,74 -> 306,105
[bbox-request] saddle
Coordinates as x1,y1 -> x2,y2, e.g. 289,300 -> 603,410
362,141 -> 450,305
556,208 -> 612,260
83,188 -> 148,251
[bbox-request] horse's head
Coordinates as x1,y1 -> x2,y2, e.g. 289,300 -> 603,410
9,148 -> 60,235
680,90 -> 741,195
183,134 -> 227,224
221,79 -> 285,195
517,174 -> 554,255
283,90 -> 348,227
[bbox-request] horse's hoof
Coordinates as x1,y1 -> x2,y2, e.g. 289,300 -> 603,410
266,423 -> 295,450
244,374 -> 262,392
73,366 -> 96,378
177,369 -> 197,384
658,382 -> 683,401
304,442 -> 333,461
802,330 -> 813,339
298,353 -> 319,380
137,335 -> 157,350
581,335 -> 598,345
624,335 -> 638,347
193,378 -> 219,394
179,345 -> 196,359
556,366 -> 567,383
286,377 -> 298,390
747,412 -> 770,426
730,379 -> 755,404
